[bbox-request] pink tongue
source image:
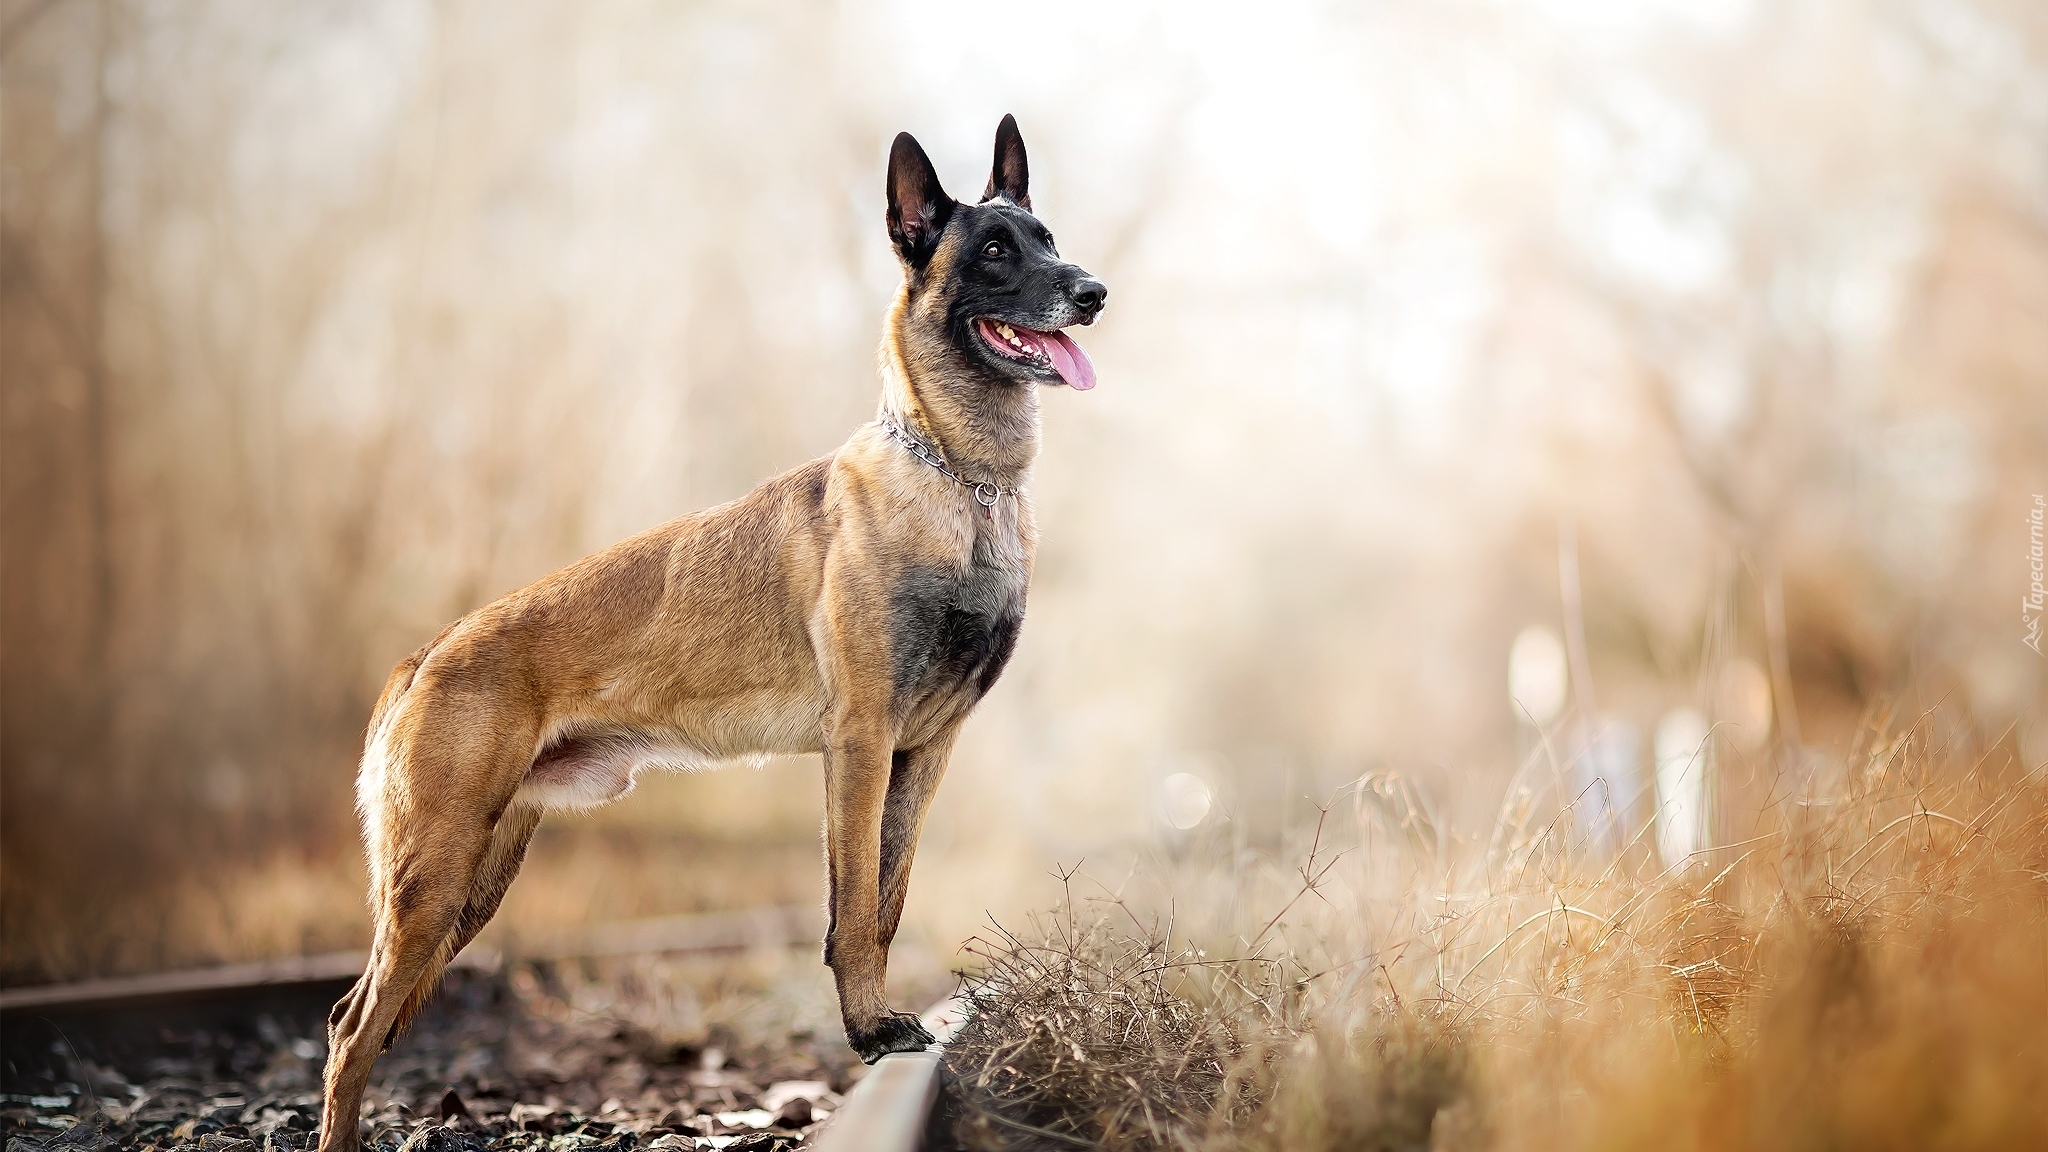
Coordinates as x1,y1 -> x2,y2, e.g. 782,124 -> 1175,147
1041,329 -> 1097,391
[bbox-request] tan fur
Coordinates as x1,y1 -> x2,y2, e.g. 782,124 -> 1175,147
316,218 -> 1047,1148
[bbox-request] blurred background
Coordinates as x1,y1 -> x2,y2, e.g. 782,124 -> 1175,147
4,0 -> 2045,987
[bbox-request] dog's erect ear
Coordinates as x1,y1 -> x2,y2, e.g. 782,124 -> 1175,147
886,132 -> 954,265
981,114 -> 1030,210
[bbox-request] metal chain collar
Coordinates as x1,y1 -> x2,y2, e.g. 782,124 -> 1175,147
878,417 -> 1018,512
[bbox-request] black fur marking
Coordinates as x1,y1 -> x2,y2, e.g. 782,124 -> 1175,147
888,563 -> 1024,705
879,749 -> 916,842
879,748 -> 919,846
977,611 -> 1022,696
389,872 -> 436,920
938,199 -> 1104,386
982,112 -> 1031,208
877,748 -> 918,893
886,132 -> 955,271
847,1011 -> 936,1064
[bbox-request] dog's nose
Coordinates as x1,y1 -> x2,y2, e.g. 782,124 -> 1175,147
1067,276 -> 1107,313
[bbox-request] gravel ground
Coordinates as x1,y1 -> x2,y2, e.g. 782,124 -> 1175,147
2,951 -> 898,1152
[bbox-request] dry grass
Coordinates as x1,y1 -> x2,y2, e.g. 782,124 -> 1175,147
944,711 -> 2048,1151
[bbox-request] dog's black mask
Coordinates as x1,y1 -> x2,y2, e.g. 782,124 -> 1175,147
886,114 -> 1107,390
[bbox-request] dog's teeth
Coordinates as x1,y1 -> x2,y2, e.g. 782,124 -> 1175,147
997,324 -> 1014,338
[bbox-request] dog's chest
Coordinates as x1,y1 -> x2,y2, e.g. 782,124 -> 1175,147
888,530 -> 1027,706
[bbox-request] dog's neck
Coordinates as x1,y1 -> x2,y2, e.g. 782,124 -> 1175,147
875,288 -> 1041,488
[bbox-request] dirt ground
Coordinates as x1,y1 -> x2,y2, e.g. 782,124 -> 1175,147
2,945 -> 956,1152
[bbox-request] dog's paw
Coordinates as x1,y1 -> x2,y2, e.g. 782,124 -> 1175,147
847,1010 -> 936,1064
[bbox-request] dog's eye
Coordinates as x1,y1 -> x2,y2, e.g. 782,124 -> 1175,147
982,240 -> 1005,258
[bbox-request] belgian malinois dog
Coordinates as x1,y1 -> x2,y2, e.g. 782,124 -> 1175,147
317,114 -> 1104,1149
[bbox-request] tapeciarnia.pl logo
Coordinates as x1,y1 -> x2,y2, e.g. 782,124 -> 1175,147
2027,494 -> 2045,655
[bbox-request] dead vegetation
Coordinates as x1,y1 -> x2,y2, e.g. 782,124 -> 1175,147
943,711 -> 2048,1151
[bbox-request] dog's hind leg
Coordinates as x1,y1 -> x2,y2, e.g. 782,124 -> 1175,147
442,804 -> 543,962
320,847 -> 485,1151
319,705 -> 537,1152
382,803 -> 543,1046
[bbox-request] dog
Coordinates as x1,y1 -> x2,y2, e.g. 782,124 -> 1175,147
316,114 -> 1105,1149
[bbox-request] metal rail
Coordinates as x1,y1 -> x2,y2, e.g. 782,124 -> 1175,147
808,996 -> 970,1152
0,904 -> 822,1014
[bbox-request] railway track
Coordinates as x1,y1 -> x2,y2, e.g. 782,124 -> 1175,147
0,905 -> 821,1016
0,907 -> 969,1152
807,996 -> 968,1152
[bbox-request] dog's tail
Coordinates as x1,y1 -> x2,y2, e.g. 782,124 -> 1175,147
366,653 -> 422,737
364,622 -> 462,747
352,624 -> 466,921
354,623 -> 464,844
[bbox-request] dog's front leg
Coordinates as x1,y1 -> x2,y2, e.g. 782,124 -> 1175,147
877,725 -> 959,953
822,706 -> 936,1062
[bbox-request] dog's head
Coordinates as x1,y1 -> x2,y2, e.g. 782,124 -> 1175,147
886,115 -> 1106,391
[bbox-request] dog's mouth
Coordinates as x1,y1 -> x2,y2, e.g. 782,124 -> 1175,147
976,318 -> 1097,391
